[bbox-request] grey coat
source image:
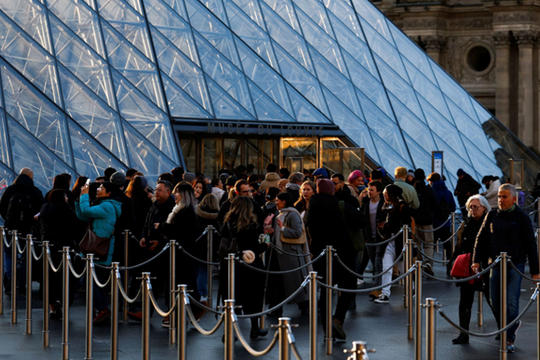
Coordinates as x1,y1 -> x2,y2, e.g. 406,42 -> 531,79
273,207 -> 312,303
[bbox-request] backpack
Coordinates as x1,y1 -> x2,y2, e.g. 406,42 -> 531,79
400,204 -> 416,234
218,222 -> 238,262
338,201 -> 365,252
439,195 -> 452,220
518,191 -> 525,207
5,191 -> 34,232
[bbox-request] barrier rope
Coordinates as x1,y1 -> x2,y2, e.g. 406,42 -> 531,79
409,227 -> 458,246
117,276 -> 142,304
414,245 -> 450,264
237,250 -> 325,275
316,265 -> 417,294
178,246 -> 219,266
334,247 -> 405,280
16,237 -> 26,254
118,242 -> 171,271
148,289 -> 178,317
185,300 -> 224,335
67,258 -> 87,279
288,326 -> 302,360
92,268 -> 112,288
415,216 -> 452,232
529,210 -> 539,216
187,293 -> 223,315
31,242 -> 43,261
193,229 -> 208,243
236,278 -> 309,318
47,252 -> 62,273
233,322 -> 279,356
371,229 -> 404,247
268,241 -> 312,257
436,286 -> 538,337
422,258 -> 500,283
507,260 -> 540,283
2,229 -> 11,247
522,198 -> 539,209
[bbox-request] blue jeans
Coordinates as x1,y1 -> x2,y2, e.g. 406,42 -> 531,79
490,262 -> 524,342
196,263 -> 207,297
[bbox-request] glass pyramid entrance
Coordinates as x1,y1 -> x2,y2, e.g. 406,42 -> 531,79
0,0 -> 538,196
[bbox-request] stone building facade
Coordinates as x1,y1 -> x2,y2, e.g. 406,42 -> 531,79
375,0 -> 540,152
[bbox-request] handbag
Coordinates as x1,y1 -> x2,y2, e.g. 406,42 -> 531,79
450,253 -> 472,278
281,226 -> 307,244
79,220 -> 112,257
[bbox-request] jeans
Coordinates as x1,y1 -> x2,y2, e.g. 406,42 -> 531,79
196,262 -> 208,297
367,242 -> 383,287
490,262 -> 524,342
381,240 -> 403,297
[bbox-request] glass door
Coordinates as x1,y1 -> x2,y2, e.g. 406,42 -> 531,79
281,138 -> 318,173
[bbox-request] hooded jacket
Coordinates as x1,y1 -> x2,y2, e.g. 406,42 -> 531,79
260,172 -> 281,191
431,180 -> 456,228
0,174 -> 43,235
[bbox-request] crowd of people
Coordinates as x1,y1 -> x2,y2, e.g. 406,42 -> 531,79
0,164 -> 538,352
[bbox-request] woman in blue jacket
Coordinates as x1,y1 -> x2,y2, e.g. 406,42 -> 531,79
76,182 -> 122,324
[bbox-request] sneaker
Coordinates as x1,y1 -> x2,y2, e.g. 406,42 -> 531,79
332,318 -> 346,341
93,308 -> 111,324
357,278 -> 364,287
128,311 -> 143,322
374,294 -> 390,304
507,341 -> 516,353
513,320 -> 522,343
162,315 -> 170,328
424,264 -> 435,276
368,290 -> 381,301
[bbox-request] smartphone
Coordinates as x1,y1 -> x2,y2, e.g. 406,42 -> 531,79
86,179 -> 91,186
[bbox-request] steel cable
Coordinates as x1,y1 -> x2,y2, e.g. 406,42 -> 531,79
233,322 -> 279,356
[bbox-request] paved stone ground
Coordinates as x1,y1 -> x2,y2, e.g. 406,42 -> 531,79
0,256 -> 539,360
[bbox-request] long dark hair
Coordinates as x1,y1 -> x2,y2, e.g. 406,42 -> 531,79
72,176 -> 88,198
224,196 -> 257,231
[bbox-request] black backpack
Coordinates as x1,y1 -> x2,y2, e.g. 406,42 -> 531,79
5,191 -> 34,231
439,195 -> 452,220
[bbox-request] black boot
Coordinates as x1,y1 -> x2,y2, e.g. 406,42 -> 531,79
452,333 -> 469,344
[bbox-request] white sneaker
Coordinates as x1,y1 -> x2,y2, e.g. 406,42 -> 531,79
374,295 -> 390,304
357,278 -> 364,287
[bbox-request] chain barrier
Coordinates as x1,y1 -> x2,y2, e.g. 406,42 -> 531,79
372,228 -> 404,246
333,247 -> 405,280
415,216 -> 452,232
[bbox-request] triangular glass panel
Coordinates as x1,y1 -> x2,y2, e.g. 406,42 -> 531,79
122,119 -> 178,183
431,63 -> 476,118
371,132 -> 413,172
351,0 -> 394,44
161,71 -> 212,118
224,0 -> 278,69
324,0 -> 365,41
461,136 -> 501,180
151,28 -> 211,112
49,16 -> 116,110
293,0 -> 335,39
472,99 -> 493,125
206,76 -> 254,120
262,0 -> 301,33
0,11 -> 62,105
230,0 -> 265,29
161,0 -> 189,20
357,90 -> 410,161
0,0 -> 53,53
195,33 -> 255,116
96,0 -> 155,61
1,61 -> 73,166
0,161 -> 15,201
68,119 -> 126,179
310,46 -> 360,116
143,0 -> 200,66
0,109 -> 11,167
376,55 -> 424,120
388,94 -> 436,152
274,45 -> 330,118
333,21 -> 376,77
186,0 -> 240,67
403,134 -> 432,172
296,11 -> 347,76
286,84 -> 331,123
323,88 -> 380,164
6,114 -> 75,193
111,69 -> 179,163
58,64 -> 129,163
101,22 -> 167,111
432,132 -> 476,181
237,40 -> 293,116
46,0 -> 106,58
260,2 -> 315,75
403,58 -> 451,121
198,0 -> 229,25
248,80 -> 295,122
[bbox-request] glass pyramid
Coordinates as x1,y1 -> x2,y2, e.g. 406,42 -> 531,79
0,0 -> 538,201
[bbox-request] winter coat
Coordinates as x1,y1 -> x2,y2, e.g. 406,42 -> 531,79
414,181 -> 439,225
75,193 -> 122,265
195,204 -> 219,259
0,174 -> 43,236
140,196 -> 175,248
431,180 -> 456,228
454,174 -> 481,208
285,183 -> 300,204
394,179 -> 420,210
272,207 -> 311,303
380,200 -> 412,259
39,202 -> 80,251
481,178 -> 501,209
361,196 -> 385,242
211,187 -> 225,202
260,172 -> 280,191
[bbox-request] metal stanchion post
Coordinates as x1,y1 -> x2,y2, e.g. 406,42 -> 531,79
325,245 -> 333,355
11,231 -> 17,324
141,272 -> 151,360
85,254 -> 95,360
403,225 -> 410,307
536,282 -> 540,360
450,212 -> 456,261
415,261 -> 423,360
123,230 -> 129,322
42,241 -> 50,347
111,262 -> 120,360
500,252 -> 508,360
227,253 -> 235,300
178,284 -> 187,360
407,239 -> 413,340
344,341 -> 375,360
537,197 -> 540,229
206,225 -> 214,308
425,298 -> 436,360
278,317 -> 291,360
61,247 -> 70,360
25,234 -> 32,335
224,299 -> 235,360
478,292 -> 484,327
309,272 -> 318,360
0,226 -> 4,315
169,240 -> 177,344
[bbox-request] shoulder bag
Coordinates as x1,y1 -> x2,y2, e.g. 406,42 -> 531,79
79,219 -> 112,257
281,213 -> 307,245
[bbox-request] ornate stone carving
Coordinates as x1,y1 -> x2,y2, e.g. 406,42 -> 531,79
493,12 -> 540,24
403,18 -> 437,28
446,36 -> 496,83
448,18 -> 492,29
515,30 -> 537,46
423,35 -> 447,51
491,32 -> 511,47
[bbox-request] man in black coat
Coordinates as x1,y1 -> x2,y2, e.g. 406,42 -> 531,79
454,168 -> 481,209
0,167 -> 43,292
305,179 -> 363,341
